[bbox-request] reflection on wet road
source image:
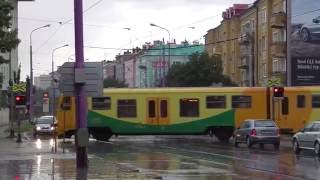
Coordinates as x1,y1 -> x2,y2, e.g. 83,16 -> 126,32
0,135 -> 320,179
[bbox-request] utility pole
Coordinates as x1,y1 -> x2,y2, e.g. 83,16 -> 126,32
8,50 -> 14,138
74,0 -> 88,168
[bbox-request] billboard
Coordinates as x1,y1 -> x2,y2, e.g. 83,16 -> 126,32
290,0 -> 320,86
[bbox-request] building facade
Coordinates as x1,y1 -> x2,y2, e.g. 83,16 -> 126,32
34,74 -> 51,90
135,41 -> 204,88
205,0 -> 286,87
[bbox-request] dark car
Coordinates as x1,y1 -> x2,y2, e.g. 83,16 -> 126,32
292,121 -> 320,156
234,119 -> 280,149
33,116 -> 56,137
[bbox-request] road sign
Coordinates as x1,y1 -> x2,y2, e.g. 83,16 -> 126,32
268,78 -> 281,87
57,62 -> 103,97
12,83 -> 26,93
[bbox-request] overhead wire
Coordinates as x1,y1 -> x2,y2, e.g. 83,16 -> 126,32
33,0 -> 105,53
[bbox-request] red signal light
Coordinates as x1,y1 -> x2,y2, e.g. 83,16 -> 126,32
43,92 -> 49,98
273,87 -> 284,97
15,95 -> 26,106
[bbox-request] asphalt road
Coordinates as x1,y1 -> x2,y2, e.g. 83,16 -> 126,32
0,134 -> 320,180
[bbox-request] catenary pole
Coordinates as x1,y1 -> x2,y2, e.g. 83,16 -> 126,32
74,0 -> 88,168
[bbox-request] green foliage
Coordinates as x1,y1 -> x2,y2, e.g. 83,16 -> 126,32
0,0 -> 20,63
103,78 -> 127,88
166,52 -> 237,87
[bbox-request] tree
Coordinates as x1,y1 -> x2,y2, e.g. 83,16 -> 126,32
166,52 -> 237,87
0,0 -> 20,63
103,78 -> 127,88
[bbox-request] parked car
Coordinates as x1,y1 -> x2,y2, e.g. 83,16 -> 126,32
33,116 -> 56,137
292,121 -> 320,156
300,16 -> 320,42
234,119 -> 280,149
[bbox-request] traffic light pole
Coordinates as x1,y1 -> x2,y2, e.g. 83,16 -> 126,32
74,0 -> 88,168
8,50 -> 15,138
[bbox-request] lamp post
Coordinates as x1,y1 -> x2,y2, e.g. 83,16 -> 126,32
29,24 -> 50,124
150,23 -> 171,87
51,44 -> 68,118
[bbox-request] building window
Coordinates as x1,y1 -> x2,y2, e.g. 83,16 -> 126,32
206,96 -> 226,109
180,98 -> 199,117
297,95 -> 305,108
232,96 -> 251,108
272,58 -> 286,72
312,95 -> 320,108
117,99 -> 137,118
92,97 -> 111,110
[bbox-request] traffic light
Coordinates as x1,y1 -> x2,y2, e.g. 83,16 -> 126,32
273,87 -> 284,98
43,92 -> 49,98
15,95 -> 26,106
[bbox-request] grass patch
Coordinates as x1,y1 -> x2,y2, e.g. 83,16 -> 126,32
4,121 -> 33,133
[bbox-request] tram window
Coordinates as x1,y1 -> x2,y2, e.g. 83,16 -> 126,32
160,100 -> 168,118
180,98 -> 199,117
206,96 -> 226,109
61,97 -> 71,110
282,97 -> 289,115
148,100 -> 156,118
92,97 -> 111,110
118,99 -> 137,118
312,95 -> 320,108
232,96 -> 251,108
297,95 -> 305,108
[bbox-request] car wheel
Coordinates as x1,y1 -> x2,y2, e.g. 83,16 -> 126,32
246,137 -> 252,148
274,143 -> 280,150
314,142 -> 320,156
293,139 -> 301,155
301,28 -> 311,42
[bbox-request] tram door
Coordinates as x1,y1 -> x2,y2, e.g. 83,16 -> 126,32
273,97 -> 291,132
147,98 -> 169,125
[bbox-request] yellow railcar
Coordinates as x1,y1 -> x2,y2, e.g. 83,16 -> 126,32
55,87 -> 320,141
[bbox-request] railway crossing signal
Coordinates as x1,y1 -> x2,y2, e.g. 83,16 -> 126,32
273,87 -> 284,98
15,95 -> 26,107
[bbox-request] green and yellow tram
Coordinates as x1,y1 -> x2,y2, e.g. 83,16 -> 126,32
55,87 -> 320,141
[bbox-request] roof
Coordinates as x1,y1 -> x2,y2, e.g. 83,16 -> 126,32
103,86 -> 320,94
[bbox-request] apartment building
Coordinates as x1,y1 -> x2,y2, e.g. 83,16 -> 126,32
205,0 -> 287,86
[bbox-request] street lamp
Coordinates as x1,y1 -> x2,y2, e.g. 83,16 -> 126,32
51,44 -> 68,117
29,24 -> 50,123
150,23 -> 171,87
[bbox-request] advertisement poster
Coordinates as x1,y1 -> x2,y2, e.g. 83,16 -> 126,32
290,0 -> 320,86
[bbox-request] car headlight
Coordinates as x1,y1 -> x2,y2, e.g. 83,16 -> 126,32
36,126 -> 41,130
50,127 -> 54,130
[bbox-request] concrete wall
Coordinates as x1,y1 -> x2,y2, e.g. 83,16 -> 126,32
0,108 -> 9,126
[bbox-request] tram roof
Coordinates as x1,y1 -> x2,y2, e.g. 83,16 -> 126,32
103,86 -> 320,94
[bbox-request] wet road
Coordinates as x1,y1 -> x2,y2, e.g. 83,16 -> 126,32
1,135 -> 320,179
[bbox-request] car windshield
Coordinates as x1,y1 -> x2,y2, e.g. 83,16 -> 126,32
254,120 -> 275,127
37,117 -> 53,124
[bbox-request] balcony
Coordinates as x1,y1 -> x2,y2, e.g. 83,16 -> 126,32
270,12 -> 286,29
271,42 -> 286,57
238,58 -> 249,69
238,33 -> 250,45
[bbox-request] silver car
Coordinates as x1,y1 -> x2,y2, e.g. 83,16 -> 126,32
234,119 -> 280,149
300,16 -> 320,42
33,116 -> 56,137
293,121 -> 320,156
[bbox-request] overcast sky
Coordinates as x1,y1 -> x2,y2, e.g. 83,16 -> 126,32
18,0 -> 254,78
